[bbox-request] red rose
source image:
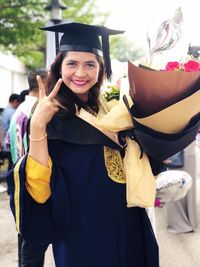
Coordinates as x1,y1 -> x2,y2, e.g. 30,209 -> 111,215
183,60 -> 200,72
165,61 -> 180,71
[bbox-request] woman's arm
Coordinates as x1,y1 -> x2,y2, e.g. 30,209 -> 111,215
25,76 -> 63,202
28,76 -> 62,167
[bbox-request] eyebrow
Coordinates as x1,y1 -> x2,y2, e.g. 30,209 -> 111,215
65,59 -> 97,64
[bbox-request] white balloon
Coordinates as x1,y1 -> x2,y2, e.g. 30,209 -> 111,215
156,170 -> 192,203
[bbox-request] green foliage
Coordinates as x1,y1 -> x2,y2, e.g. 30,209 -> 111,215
0,0 -> 48,68
110,35 -> 145,62
104,84 -> 120,102
0,0 -> 107,69
0,0 -> 47,46
62,0 -> 108,24
0,0 -> 143,69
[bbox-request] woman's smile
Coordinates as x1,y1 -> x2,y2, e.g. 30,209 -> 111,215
72,79 -> 89,86
61,51 -> 100,101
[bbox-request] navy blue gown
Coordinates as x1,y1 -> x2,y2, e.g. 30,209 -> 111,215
7,137 -> 159,267
49,141 -> 159,267
7,98 -> 200,266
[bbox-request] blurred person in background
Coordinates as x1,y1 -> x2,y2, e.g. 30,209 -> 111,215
6,68 -> 48,267
0,115 -> 7,193
0,115 -> 4,151
196,129 -> 200,148
166,141 -> 198,233
1,93 -> 20,150
7,69 -> 48,165
18,89 -> 29,104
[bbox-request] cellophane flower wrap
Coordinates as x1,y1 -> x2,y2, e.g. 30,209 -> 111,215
154,59 -> 200,206
128,61 -> 200,135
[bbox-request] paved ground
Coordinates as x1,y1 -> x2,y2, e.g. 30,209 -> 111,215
0,149 -> 200,267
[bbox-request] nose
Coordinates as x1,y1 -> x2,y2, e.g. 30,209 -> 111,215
75,65 -> 86,77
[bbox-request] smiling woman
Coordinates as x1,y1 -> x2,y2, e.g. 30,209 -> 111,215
6,16 -> 200,267
6,21 -> 161,267
60,51 -> 100,102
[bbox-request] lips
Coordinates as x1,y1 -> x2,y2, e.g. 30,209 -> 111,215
72,80 -> 88,86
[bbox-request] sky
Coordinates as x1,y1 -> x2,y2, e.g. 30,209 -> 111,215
96,0 -> 200,63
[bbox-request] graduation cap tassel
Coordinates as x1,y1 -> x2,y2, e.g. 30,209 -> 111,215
102,34 -> 112,81
55,31 -> 60,54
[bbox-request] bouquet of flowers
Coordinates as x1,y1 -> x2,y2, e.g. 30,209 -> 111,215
165,59 -> 200,72
127,60 -> 200,161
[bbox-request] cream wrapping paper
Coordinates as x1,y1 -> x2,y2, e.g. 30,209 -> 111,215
95,95 -> 156,208
134,89 -> 200,134
124,137 -> 156,208
128,61 -> 200,116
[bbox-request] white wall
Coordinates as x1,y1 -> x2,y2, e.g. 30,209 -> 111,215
0,53 -> 28,108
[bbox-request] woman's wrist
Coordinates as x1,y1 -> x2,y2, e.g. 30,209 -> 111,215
30,118 -> 47,131
30,122 -> 47,139
29,133 -> 47,142
31,119 -> 46,129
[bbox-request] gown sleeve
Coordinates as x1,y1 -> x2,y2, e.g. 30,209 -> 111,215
6,153 -> 71,246
25,156 -> 52,203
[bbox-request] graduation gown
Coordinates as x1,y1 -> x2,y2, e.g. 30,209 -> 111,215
7,114 -> 159,267
6,91 -> 200,267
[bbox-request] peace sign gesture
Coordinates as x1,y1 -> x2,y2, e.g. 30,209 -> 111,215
30,76 -> 63,130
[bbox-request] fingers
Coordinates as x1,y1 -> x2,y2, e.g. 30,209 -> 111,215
48,78 -> 63,100
36,75 -> 46,99
37,76 -> 63,105
51,100 -> 60,109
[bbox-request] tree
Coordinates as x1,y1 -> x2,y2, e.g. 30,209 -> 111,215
0,0 -> 107,68
0,1 -> 143,68
0,0 -> 47,67
110,35 -> 145,62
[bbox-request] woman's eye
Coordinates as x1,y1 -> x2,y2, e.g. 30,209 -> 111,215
67,62 -> 76,67
86,63 -> 96,68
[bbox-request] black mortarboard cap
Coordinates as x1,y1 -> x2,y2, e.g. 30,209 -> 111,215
40,21 -> 124,80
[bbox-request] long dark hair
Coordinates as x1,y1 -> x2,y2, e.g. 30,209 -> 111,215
46,51 -> 105,116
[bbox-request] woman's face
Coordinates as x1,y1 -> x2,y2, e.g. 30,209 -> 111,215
60,51 -> 100,102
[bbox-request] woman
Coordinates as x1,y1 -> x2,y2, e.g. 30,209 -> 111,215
7,22 -> 159,267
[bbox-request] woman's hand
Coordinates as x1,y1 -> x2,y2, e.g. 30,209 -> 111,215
29,76 -> 63,166
30,76 -> 63,131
